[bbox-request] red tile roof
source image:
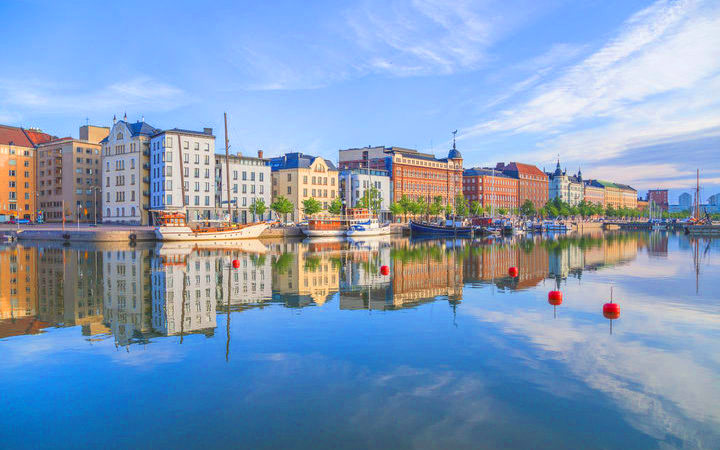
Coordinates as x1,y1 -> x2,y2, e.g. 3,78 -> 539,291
505,162 -> 546,177
22,128 -> 55,146
0,125 -> 33,147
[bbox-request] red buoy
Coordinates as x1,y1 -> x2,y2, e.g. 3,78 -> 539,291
380,265 -> 390,276
232,259 -> 240,269
508,267 -> 519,278
603,302 -> 620,320
548,291 -> 563,305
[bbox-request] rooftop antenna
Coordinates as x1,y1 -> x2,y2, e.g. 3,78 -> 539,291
85,117 -> 89,126
452,130 -> 457,150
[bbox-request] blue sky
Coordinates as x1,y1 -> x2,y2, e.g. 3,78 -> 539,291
1,0 -> 719,201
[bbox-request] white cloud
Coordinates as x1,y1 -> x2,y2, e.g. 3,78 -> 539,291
0,76 -> 187,116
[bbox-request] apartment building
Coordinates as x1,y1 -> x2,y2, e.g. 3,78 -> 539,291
547,160 -> 584,206
215,150 -> 271,223
101,117 -> 158,225
149,128 -> 216,220
339,168 -> 392,220
0,125 -> 53,220
463,167 -> 519,211
496,162 -> 549,210
36,127 -> 104,222
270,153 -> 339,222
339,144 -> 463,206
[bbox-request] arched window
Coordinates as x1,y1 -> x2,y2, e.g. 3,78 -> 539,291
106,208 -> 110,217
131,207 -> 136,217
121,207 -> 125,217
116,207 -> 119,216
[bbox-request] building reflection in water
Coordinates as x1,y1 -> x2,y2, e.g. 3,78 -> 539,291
0,233 -> 650,343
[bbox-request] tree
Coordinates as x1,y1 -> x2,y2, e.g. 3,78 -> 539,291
398,195 -> 413,222
249,198 -> 267,221
328,197 -> 342,215
469,200 -> 482,216
429,196 -> 444,217
355,186 -> 382,214
271,195 -> 294,222
454,194 -> 467,217
497,207 -> 508,216
415,197 -> 428,216
302,197 -> 322,217
389,201 -> 404,221
520,199 -> 536,217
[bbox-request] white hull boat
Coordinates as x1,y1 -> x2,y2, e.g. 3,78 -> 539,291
155,223 -> 268,241
346,220 -> 392,237
302,228 -> 347,237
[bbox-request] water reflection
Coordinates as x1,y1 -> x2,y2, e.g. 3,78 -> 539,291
0,232 -> 668,343
1,232 -> 719,448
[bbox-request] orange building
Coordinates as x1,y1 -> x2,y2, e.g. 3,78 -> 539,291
496,162 -> 549,210
339,144 -> 463,206
0,125 -> 54,220
0,245 -> 38,321
463,167 -> 519,211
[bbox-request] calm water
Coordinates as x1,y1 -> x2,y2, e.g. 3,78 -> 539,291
1,232 -> 718,449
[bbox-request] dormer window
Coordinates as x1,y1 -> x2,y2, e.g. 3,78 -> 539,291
117,133 -> 123,140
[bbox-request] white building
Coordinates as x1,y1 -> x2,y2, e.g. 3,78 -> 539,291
149,128 -> 216,220
339,168 -> 392,221
215,151 -> 271,223
151,247 -> 217,336
101,116 -> 158,225
548,160 -> 584,206
216,250 -> 272,306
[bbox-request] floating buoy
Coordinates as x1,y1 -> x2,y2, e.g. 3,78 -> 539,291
603,302 -> 620,319
548,291 -> 563,305
603,287 -> 620,334
232,259 -> 240,269
508,267 -> 519,278
380,265 -> 390,276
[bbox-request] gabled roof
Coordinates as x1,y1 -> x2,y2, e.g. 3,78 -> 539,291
22,128 -> 55,146
500,162 -> 547,178
152,128 -> 215,138
269,152 -> 337,171
125,121 -> 160,136
0,125 -> 33,147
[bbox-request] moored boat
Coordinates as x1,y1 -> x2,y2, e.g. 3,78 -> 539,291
154,212 -> 268,241
410,220 -> 473,237
346,218 -> 391,237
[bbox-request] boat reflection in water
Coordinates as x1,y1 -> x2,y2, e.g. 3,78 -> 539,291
1,232 -> 719,449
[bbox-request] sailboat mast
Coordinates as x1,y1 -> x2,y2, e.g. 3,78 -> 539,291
224,113 -> 233,222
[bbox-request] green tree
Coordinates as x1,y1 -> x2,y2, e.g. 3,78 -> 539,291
469,200 -> 482,216
497,207 -> 508,216
270,195 -> 294,222
520,199 -> 536,217
399,195 -> 413,222
429,196 -> 444,217
302,197 -> 323,217
272,253 -> 294,274
454,194 -> 467,217
328,197 -> 342,215
355,186 -> 382,214
249,198 -> 267,221
389,201 -> 404,221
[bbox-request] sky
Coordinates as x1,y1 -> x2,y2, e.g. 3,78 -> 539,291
1,0 -> 719,201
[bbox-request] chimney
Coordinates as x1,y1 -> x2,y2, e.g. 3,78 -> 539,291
203,127 -> 212,135
257,149 -> 263,159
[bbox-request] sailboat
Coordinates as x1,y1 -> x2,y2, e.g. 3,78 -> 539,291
685,169 -> 720,235
154,113 -> 269,241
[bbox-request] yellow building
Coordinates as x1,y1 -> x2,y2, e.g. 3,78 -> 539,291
269,241 -> 340,305
270,153 -> 339,222
617,184 -> 638,209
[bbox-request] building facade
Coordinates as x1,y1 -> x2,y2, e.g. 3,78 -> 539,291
36,132 -> 102,222
584,180 -> 605,206
338,145 -> 463,207
497,162 -> 548,210
101,118 -> 158,225
339,169 -> 392,220
647,189 -> 669,211
547,161 -> 584,206
0,125 -> 53,220
215,151 -> 271,223
617,184 -> 638,210
270,153 -> 339,222
462,167 -> 519,211
678,193 -> 692,209
149,128 -> 216,220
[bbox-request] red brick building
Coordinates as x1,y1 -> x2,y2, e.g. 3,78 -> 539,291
497,162 -> 548,210
646,189 -> 668,211
463,167 -> 519,211
339,145 -> 463,206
